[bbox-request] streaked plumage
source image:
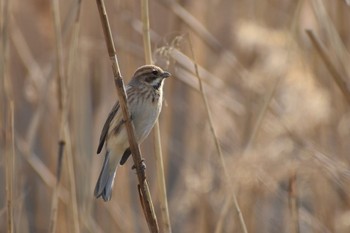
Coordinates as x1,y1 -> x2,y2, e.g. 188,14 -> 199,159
94,65 -> 170,201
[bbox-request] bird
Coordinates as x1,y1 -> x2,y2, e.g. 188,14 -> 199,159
94,65 -> 171,201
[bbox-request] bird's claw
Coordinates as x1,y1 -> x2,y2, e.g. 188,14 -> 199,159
132,159 -> 146,171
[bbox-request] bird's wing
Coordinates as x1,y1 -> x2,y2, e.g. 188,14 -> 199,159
97,102 -> 120,154
97,85 -> 135,154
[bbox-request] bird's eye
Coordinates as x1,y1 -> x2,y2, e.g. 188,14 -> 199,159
152,70 -> 159,75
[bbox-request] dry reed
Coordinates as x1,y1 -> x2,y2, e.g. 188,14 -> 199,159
1,1 -> 350,232
141,0 -> 172,232
95,0 -> 159,231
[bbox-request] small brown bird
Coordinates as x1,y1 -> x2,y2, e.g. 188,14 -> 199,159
94,65 -> 171,201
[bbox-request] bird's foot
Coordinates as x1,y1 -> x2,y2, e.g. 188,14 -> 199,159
132,159 -> 146,171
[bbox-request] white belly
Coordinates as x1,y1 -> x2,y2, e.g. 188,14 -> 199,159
131,94 -> 162,143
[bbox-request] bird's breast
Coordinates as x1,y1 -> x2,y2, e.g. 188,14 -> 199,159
131,89 -> 163,143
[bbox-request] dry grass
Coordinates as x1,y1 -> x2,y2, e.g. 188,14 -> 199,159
1,0 -> 350,232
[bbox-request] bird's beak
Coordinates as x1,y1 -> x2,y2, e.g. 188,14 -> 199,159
161,71 -> 171,78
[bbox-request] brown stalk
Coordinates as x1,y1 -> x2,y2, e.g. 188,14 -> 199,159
5,102 -> 14,233
64,1 -> 82,232
49,0 -> 68,231
2,0 -> 13,231
141,0 -> 172,232
64,129 -> 80,233
51,0 -> 65,112
48,141 -> 65,233
188,37 -> 248,233
141,0 -> 152,63
1,0 -> 10,158
288,169 -> 300,233
95,0 -> 159,232
306,30 -> 350,105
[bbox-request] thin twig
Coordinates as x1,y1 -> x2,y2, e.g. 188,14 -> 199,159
95,0 -> 159,232
141,0 -> 172,232
188,37 -> 248,233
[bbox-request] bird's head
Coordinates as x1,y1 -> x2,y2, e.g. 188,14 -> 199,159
131,65 -> 171,90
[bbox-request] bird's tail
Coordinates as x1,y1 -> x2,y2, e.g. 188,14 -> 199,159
94,151 -> 118,201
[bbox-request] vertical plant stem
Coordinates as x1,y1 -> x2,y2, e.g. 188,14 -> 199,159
64,126 -> 80,233
288,169 -> 300,233
2,0 -> 12,231
49,141 -> 65,233
141,0 -> 172,232
188,37 -> 248,233
51,0 -> 65,113
5,102 -> 14,233
64,1 -> 82,232
153,124 -> 172,232
95,1 -> 159,232
1,0 -> 10,157
141,0 -> 152,64
50,0 -> 68,231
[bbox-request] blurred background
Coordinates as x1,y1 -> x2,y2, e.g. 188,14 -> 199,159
1,0 -> 350,232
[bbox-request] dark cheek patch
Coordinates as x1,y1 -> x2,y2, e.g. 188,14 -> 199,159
145,76 -> 154,83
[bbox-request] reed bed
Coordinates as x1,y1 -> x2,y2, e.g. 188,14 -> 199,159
1,0 -> 350,232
